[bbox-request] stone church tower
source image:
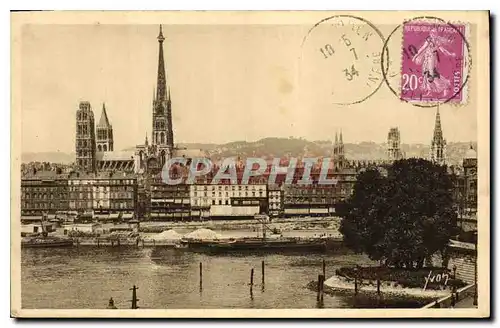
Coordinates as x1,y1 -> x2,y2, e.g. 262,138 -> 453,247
96,103 -> 114,152
332,131 -> 346,170
430,106 -> 447,165
387,127 -> 403,161
75,101 -> 96,172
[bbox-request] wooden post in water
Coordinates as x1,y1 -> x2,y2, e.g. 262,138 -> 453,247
130,285 -> 139,309
250,268 -> 254,287
322,259 -> 326,277
199,262 -> 203,291
316,274 -> 321,301
261,260 -> 265,286
97,238 -> 100,247
354,267 -> 358,295
451,284 -> 457,307
319,274 -> 325,303
107,297 -> 117,309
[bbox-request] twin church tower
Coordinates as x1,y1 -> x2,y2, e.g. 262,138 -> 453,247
75,25 -> 175,173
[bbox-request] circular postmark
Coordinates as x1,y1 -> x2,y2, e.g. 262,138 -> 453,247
381,16 -> 471,108
300,15 -> 388,106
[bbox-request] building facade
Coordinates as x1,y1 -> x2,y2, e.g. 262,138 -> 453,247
462,145 -> 478,215
189,183 -> 267,220
21,171 -> 69,217
268,185 -> 283,217
150,182 -> 191,221
67,172 -> 137,220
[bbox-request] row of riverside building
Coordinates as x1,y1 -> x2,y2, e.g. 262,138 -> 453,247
20,25 -> 478,224
21,147 -> 477,223
20,166 -> 358,221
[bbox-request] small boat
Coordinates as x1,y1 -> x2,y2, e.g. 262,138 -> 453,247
21,212 -> 74,248
21,235 -> 74,248
204,237 -> 327,252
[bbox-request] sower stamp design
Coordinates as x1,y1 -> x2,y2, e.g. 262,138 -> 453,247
400,21 -> 468,104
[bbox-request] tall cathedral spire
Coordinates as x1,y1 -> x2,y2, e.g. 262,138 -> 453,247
430,105 -> 446,165
433,106 -> 443,140
156,25 -> 167,103
334,132 -> 338,155
151,24 -> 174,159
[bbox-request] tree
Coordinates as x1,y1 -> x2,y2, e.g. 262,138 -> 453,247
338,158 -> 458,269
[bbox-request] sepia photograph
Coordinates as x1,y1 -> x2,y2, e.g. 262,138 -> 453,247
10,11 -> 490,318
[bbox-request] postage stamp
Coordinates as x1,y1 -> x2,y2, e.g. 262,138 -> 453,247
400,21 -> 469,104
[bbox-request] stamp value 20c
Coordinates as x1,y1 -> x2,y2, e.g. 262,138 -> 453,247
400,21 -> 468,104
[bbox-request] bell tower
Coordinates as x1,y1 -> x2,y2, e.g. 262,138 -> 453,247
75,101 -> 96,172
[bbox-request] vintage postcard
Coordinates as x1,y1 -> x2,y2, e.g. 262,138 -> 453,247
10,11 -> 490,318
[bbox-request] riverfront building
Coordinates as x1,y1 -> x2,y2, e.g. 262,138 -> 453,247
21,170 -> 69,220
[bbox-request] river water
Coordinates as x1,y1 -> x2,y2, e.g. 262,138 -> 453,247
21,229 -> 431,309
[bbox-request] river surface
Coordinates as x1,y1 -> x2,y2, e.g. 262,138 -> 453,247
21,229 -> 430,309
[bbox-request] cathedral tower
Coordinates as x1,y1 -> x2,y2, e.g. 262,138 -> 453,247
96,103 -> 114,152
430,106 -> 447,165
387,127 -> 402,161
152,25 -> 174,163
332,130 -> 346,170
75,101 -> 96,172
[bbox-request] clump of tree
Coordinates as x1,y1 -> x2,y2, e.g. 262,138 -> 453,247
338,158 -> 458,270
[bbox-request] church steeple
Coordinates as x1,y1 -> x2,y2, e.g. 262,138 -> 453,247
151,24 -> 174,159
334,132 -> 338,156
98,103 -> 111,127
156,25 -> 167,103
96,102 -> 113,152
339,129 -> 344,156
430,105 -> 447,165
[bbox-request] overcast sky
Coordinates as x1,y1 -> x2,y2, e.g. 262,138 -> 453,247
20,24 -> 478,153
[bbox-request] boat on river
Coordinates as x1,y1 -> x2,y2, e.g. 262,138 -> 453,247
21,212 -> 74,248
176,214 -> 339,253
21,235 -> 74,248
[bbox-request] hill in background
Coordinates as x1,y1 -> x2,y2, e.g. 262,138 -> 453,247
22,138 -> 476,166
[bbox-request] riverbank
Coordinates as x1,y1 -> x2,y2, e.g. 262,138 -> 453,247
138,216 -> 342,233
324,275 -> 449,299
